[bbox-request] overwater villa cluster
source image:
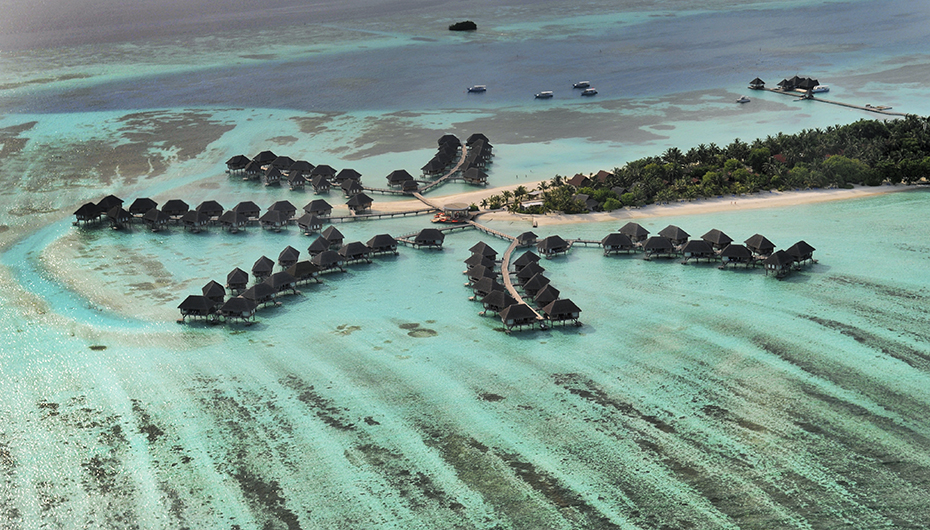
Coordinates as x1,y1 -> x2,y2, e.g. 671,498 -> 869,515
178,231 -> 400,324
606,222 -> 816,277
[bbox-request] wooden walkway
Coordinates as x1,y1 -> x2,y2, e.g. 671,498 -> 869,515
499,237 -> 544,323
467,220 -> 516,243
325,208 -> 436,223
417,144 -> 470,194
566,238 -> 600,247
395,223 -> 474,245
760,88 -> 909,117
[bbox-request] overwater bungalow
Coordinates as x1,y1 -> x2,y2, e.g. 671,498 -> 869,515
311,164 -> 337,180
272,156 -> 295,171
296,213 -> 323,234
462,168 -> 488,185
218,210 -> 247,233
311,250 -> 346,273
307,236 -> 330,257
701,229 -> 733,251
346,192 -> 373,214
142,208 -> 170,231
786,240 -> 816,265
719,244 -> 754,268
181,210 -> 210,232
287,261 -> 322,284
680,239 -> 717,263
311,175 -> 330,193
226,154 -> 250,174
464,253 -> 496,271
745,234 -> 776,257
202,280 -> 226,306
341,179 -> 364,197
515,232 -> 537,248
287,171 -> 307,191
512,251 -> 541,272
335,168 -> 361,183
304,199 -> 332,218
242,282 -> 276,307
161,199 -> 189,221
129,198 -> 157,218
259,210 -> 287,231
658,225 -> 690,247
533,284 -> 561,306
542,299 -> 581,326
422,157 -> 447,177
619,222 -> 650,244
466,133 -> 490,146
439,134 -> 461,149
226,267 -> 250,293
243,160 -> 263,180
269,200 -> 297,221
178,295 -> 216,322
516,262 -> 545,284
367,234 -> 398,255
232,201 -> 261,223
466,264 -> 497,284
386,169 -> 415,187
321,226 -> 344,249
522,272 -> 550,297
764,250 -> 794,278
413,228 -> 445,249
338,241 -> 372,264
106,206 -> 132,229
472,277 -> 504,298
469,241 -> 498,260
481,289 -> 516,315
73,202 -> 101,224
252,150 -> 277,165
749,77 -> 765,90
195,200 -> 224,222
402,180 -> 420,193
96,194 -> 123,213
500,303 -> 538,330
264,271 -> 298,296
263,167 -> 283,186
219,296 -> 257,323
252,256 -> 275,282
642,236 -> 676,259
289,160 -> 314,176
601,232 -> 635,255
536,235 -> 570,257
278,246 -> 300,269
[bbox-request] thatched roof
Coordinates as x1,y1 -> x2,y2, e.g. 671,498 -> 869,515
346,193 -> 373,209
233,201 -> 261,218
269,200 -> 297,219
642,236 -> 673,252
619,222 -> 649,240
162,199 -> 189,216
512,251 -> 541,269
335,168 -> 361,182
500,303 -> 537,325
415,228 -> 445,244
264,271 -> 297,292
601,232 -> 634,248
401,180 -> 420,192
720,244 -> 753,260
438,134 -> 461,148
542,299 -> 581,320
311,164 -> 337,178
304,199 -> 332,216
259,210 -> 286,226
311,175 -> 330,189
522,272 -> 550,295
307,236 -> 330,255
482,288 -> 516,308
263,167 -> 283,183
96,195 -> 123,211
219,210 -> 247,227
681,239 -> 714,255
533,284 -> 560,306
106,206 -> 132,223
466,133 -> 489,146
469,241 -> 498,258
226,154 -> 250,169
252,150 -> 277,164
367,233 -> 397,251
467,264 -> 497,282
252,256 -> 275,277
227,267 -> 249,287
658,225 -> 689,241
338,241 -> 370,259
786,240 -> 816,261
321,225 -> 344,242
287,260 -> 322,280
179,295 -> 215,314
219,296 -> 257,317
289,160 -> 314,174
516,261 -> 545,281
537,235 -> 568,253
341,179 -> 363,195
129,198 -> 157,215
278,245 -> 300,266
515,232 -> 537,246
142,208 -> 170,225
311,250 -> 344,268
196,200 -> 224,217
765,250 -> 793,268
202,280 -> 226,300
386,169 -> 414,183
744,234 -> 775,254
701,229 -> 733,248
180,210 -> 209,226
464,254 -> 496,269
272,155 -> 295,170
472,276 -> 504,296
74,202 -> 100,220
242,282 -> 276,303
296,213 -> 322,231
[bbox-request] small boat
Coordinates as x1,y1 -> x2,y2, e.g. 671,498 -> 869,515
535,91 -> 553,99
467,85 -> 487,93
736,95 -> 751,103
432,213 -> 464,224
573,81 -> 590,89
581,88 -> 597,96
865,104 -> 893,111
811,85 -> 829,93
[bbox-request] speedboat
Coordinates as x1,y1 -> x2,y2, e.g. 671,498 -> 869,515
467,85 -> 487,93
573,81 -> 590,89
811,85 -> 829,93
535,91 -> 553,99
581,88 -> 597,96
736,95 -> 751,103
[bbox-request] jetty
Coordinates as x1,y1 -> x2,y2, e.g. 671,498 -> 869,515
499,237 -> 545,327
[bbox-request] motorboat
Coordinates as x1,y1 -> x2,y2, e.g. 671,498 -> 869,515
581,88 -> 598,96
811,85 -> 829,93
573,81 -> 590,89
736,95 -> 751,103
535,91 -> 554,99
467,85 -> 487,93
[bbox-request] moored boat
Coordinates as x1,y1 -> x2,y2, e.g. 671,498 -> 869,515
736,95 -> 751,103
467,85 -> 487,93
581,88 -> 597,96
811,85 -> 829,93
572,81 -> 590,89
535,91 -> 553,99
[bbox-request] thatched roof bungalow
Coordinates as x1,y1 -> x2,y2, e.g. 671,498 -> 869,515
542,299 -> 581,325
466,133 -> 490,146
701,229 -> 733,251
533,284 -> 560,306
522,272 -> 550,297
536,235 -> 569,257
764,250 -> 793,278
341,179 -> 364,197
219,210 -> 247,233
233,201 -> 261,222
499,303 -> 538,330
310,250 -> 346,273
307,236 -> 330,256
181,210 -> 209,232
129,198 -> 157,217
196,200 -> 224,221
515,232 -> 537,248
346,192 -> 373,214
263,167 -> 283,186
310,174 -> 330,193
202,280 -> 226,306
226,154 -> 250,173
142,208 -> 170,231
472,276 -> 504,298
269,200 -> 297,221
259,210 -> 287,231
311,164 -> 337,179
264,271 -> 298,296
414,228 -> 445,249
73,202 -> 101,224
219,296 -> 257,323
243,159 -> 263,180
464,253 -> 495,271
288,171 -> 307,191
719,244 -> 754,267
106,206 -> 132,229
178,295 -> 216,321
242,283 -> 276,307
515,262 -> 545,284
286,261 -> 322,284
338,241 -> 371,264
658,225 -> 690,247
601,232 -> 635,255
321,226 -> 344,248
251,255 -> 275,281
367,234 -> 398,255
642,236 -> 676,258
512,251 -> 540,272
462,168 -> 488,185
386,169 -> 414,187
272,155 -> 295,171
335,168 -> 361,182
304,199 -> 332,218
278,245 -> 300,269
619,222 -> 650,243
226,267 -> 250,293
296,213 -> 323,234
786,240 -> 816,264
745,234 -> 776,257
289,160 -> 314,175
481,289 -> 516,315
680,239 -> 716,263
469,241 -> 498,260
161,199 -> 189,220
439,134 -> 461,149
252,150 -> 277,164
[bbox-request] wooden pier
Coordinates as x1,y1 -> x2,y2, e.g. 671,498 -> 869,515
467,220 -> 517,244
499,238 -> 545,324
761,88 -> 908,117
325,208 -> 436,223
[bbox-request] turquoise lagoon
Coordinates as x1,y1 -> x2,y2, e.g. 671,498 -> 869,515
3,0 -> 930,527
